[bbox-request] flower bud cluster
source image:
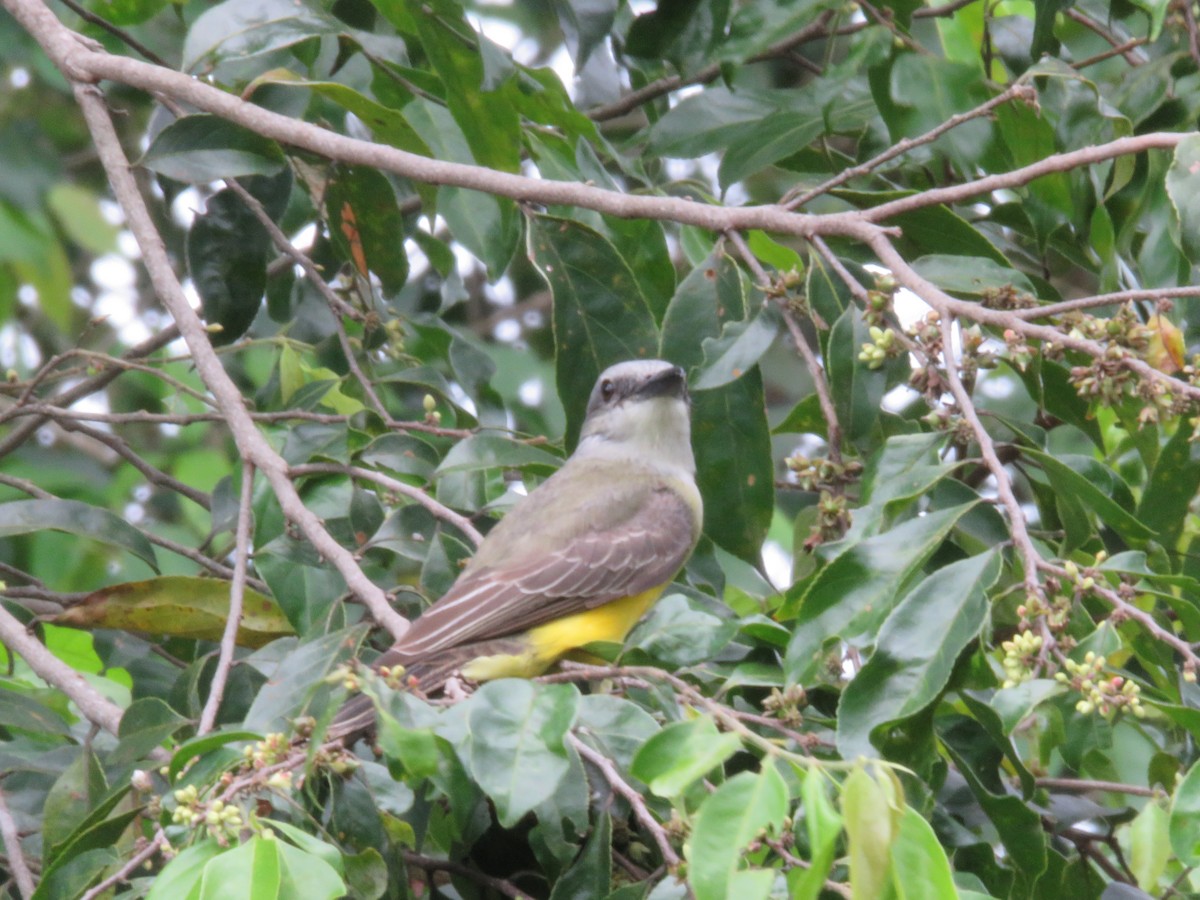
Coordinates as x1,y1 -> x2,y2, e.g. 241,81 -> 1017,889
243,733 -> 289,769
762,685 -> 807,727
784,454 -> 862,493
171,785 -> 244,842
1055,652 -> 1145,719
858,326 -> 898,370
1000,629 -> 1043,688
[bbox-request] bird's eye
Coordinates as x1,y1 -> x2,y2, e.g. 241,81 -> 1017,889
600,379 -> 615,401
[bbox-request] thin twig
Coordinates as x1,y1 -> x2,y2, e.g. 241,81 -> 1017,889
1035,776 -> 1157,797
400,849 -> 534,899
567,731 -> 681,868
934,309 -> 1043,596
727,231 -> 843,463
55,0 -> 170,66
79,829 -> 170,900
783,80 -> 1036,210
0,323 -> 181,460
1181,0 -> 1200,71
1073,38 -> 1149,70
1065,8 -> 1148,65
0,788 -> 35,900
290,462 -> 484,547
198,460 -> 255,735
1009,286 -> 1200,320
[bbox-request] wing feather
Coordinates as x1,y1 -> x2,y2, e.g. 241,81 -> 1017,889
395,483 -> 697,660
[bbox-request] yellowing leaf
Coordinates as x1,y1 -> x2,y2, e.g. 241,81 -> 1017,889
1146,313 -> 1185,374
54,576 -> 294,648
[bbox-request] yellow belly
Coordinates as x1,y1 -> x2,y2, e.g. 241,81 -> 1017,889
459,586 -> 666,682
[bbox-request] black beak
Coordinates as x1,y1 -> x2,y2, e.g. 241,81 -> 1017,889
638,365 -> 688,402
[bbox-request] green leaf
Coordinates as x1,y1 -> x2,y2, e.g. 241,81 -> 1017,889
325,166 -> 410,294
46,184 -> 120,255
692,304 -> 781,390
631,716 -> 741,797
464,680 -> 579,827
788,771 -> 843,900
890,806 -> 959,899
0,687 -> 72,736
140,114 -> 285,182
646,87 -> 780,158
276,836 -> 349,899
111,697 -> 189,765
169,729 -> 264,782
0,499 -> 158,573
146,840 -> 224,900
717,111 -> 824,189
842,764 -> 901,900
43,749 -> 107,854
837,550 -> 1001,759
528,215 -> 659,448
187,174 -> 291,345
941,738 -> 1048,882
403,98 -> 521,275
911,255 -> 1036,297
834,190 -> 1008,263
827,306 -> 886,450
860,433 -> 952,510
688,765 -> 789,900
411,0 -> 520,173
1032,0 -> 1073,56
1137,423 -> 1200,549
628,593 -> 734,668
1170,760 -> 1200,865
1130,799 -> 1170,891
435,433 -> 562,475
243,628 -> 364,732
550,811 -> 611,900
1021,449 -> 1154,543
575,694 -> 660,772
783,502 -> 978,683
661,254 -> 774,561
1165,135 -> 1200,262
199,834 -> 281,900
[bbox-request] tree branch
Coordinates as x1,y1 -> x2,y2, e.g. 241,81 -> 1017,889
65,80 -> 408,641
0,602 -> 124,735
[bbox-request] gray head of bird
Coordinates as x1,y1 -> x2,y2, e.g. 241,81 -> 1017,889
576,360 -> 695,473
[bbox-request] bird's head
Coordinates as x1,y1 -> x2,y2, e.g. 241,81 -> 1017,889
577,360 -> 694,473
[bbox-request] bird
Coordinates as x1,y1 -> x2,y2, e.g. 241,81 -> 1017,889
333,359 -> 702,738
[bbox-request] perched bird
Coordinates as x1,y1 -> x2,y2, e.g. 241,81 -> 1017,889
335,359 -> 702,737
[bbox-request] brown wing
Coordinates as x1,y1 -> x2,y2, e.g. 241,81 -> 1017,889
393,485 -> 697,660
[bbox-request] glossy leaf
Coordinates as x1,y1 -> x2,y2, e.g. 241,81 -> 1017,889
783,502 -> 978,683
464,680 -> 579,827
688,765 -> 789,900
325,166 -> 409,294
890,806 -> 959,899
838,550 -> 1001,759
0,499 -> 157,573
140,114 -> 285,182
842,764 -> 901,900
631,716 -> 741,797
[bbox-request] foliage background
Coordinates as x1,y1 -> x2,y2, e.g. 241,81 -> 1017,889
3,0 -> 1200,897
